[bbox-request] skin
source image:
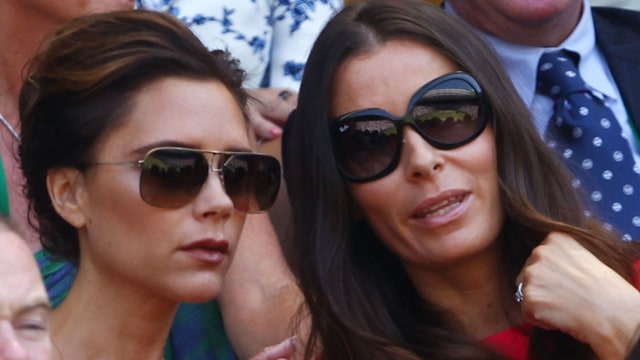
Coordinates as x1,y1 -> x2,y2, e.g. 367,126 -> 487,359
0,1 -> 299,357
517,232 -> 640,359
48,77 -> 248,359
0,0 -> 135,250
0,228 -> 51,360
331,40 -> 512,338
331,39 -> 640,356
248,88 -> 297,142
446,0 -> 583,47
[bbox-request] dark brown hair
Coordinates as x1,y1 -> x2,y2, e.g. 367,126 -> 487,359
19,10 -> 247,262
283,0 -> 640,359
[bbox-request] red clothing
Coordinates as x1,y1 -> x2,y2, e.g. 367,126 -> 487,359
483,260 -> 640,359
483,323 -> 531,360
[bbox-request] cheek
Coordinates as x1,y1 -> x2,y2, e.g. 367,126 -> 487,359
226,213 -> 247,248
350,181 -> 400,235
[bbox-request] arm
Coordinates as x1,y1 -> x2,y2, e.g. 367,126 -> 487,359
218,211 -> 302,360
517,232 -> 640,360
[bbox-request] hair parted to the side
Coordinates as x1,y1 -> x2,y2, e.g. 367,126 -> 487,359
282,1 -> 640,359
19,10 -> 248,263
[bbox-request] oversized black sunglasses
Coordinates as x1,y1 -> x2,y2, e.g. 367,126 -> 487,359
87,147 -> 281,212
331,72 -> 488,182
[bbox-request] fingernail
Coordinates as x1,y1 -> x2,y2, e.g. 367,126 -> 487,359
270,127 -> 283,137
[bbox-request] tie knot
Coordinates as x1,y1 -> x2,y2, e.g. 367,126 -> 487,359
537,50 -> 589,98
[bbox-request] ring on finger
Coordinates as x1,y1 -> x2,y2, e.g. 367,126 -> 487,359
514,282 -> 524,303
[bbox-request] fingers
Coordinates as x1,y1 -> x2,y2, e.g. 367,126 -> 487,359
249,336 -> 296,360
247,88 -> 298,142
248,103 -> 284,142
516,232 -> 640,358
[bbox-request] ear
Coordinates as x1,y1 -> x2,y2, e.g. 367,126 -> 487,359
46,167 -> 88,228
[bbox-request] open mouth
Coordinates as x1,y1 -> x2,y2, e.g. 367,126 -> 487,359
412,194 -> 466,219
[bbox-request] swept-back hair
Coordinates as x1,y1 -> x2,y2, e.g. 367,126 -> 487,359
283,1 -> 640,359
19,10 -> 247,262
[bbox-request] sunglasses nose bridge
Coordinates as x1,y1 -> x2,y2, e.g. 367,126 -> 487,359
202,152 -> 223,174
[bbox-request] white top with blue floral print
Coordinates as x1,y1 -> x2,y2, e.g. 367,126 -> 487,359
137,0 -> 343,89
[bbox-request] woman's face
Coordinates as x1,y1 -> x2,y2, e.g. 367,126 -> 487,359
332,40 -> 504,272
72,77 -> 248,302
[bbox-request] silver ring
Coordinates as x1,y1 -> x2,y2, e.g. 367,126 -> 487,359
514,282 -> 524,303
278,90 -> 293,101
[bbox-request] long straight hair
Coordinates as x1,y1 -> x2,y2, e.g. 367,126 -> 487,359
283,1 -> 640,359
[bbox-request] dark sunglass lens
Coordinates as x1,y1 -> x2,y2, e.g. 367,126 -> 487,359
335,118 -> 398,180
413,78 -> 483,147
140,149 -> 209,208
222,154 -> 281,212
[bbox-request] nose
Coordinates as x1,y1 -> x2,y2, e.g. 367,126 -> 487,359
0,323 -> 28,360
192,163 -> 235,220
400,127 -> 444,181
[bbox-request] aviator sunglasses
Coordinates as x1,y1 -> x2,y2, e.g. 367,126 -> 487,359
87,147 -> 281,212
332,72 -> 488,182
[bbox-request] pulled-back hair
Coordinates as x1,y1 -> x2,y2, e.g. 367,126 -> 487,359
19,10 -> 247,262
283,1 -> 640,359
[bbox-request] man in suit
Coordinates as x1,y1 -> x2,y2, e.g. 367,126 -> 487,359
445,0 -> 640,240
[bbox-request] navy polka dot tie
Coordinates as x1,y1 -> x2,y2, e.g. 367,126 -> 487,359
537,49 -> 640,241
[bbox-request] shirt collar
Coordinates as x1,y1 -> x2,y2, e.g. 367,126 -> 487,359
444,0 -> 618,106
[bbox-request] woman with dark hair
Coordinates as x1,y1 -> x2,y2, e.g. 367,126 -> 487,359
283,0 -> 640,359
19,10 -> 290,360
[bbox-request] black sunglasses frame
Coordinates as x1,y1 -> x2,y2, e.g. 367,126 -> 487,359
331,72 -> 489,182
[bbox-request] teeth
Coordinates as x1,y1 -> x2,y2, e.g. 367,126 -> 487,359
425,201 -> 460,218
414,196 -> 463,218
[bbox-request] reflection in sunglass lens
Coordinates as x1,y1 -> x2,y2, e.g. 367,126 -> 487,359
222,154 -> 281,212
414,80 -> 481,146
140,149 -> 208,208
336,118 -> 398,179
139,148 -> 281,211
333,73 -> 486,182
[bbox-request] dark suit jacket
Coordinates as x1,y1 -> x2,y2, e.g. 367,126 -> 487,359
593,7 -> 640,134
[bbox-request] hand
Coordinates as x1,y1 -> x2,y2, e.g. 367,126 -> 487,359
247,87 -> 297,143
517,232 -> 640,359
249,337 -> 296,360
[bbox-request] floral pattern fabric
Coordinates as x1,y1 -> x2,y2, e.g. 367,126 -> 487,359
137,0 -> 343,89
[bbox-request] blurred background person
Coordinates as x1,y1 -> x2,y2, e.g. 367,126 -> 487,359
0,216 -> 51,360
0,0 -> 135,250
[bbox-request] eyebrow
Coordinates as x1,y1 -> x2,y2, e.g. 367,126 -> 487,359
132,142 -> 254,155
15,300 -> 52,317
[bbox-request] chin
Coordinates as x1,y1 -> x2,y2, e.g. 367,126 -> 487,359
171,274 -> 225,303
179,284 -> 222,303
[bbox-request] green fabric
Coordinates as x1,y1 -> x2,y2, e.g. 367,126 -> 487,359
0,155 -> 9,217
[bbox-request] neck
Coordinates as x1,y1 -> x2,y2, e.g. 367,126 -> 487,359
404,242 -> 521,339
448,0 -> 584,47
51,260 -> 177,360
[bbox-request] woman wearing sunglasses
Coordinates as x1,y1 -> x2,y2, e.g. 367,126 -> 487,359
18,10 -> 291,360
283,0 -> 640,359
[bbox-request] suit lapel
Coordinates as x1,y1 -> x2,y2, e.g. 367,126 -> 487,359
593,7 -> 640,132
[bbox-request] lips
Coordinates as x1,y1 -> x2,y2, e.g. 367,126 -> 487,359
411,191 -> 469,219
179,239 -> 229,264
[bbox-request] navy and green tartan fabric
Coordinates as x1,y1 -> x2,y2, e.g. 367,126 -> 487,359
36,250 -> 237,360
